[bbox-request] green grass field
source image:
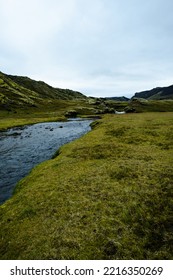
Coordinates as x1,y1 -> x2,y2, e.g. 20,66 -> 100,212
0,112 -> 173,259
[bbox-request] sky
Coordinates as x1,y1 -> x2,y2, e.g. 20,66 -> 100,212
0,0 -> 173,98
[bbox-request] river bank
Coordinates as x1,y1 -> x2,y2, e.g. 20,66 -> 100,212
0,112 -> 173,259
0,118 -> 93,204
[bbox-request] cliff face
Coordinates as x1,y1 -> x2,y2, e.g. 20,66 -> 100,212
133,85 -> 173,100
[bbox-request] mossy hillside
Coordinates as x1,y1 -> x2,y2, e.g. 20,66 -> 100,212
0,72 -> 119,131
0,73 -> 40,109
0,112 -> 173,259
1,71 -> 102,126
126,99 -> 173,113
133,84 -> 173,100
7,74 -> 85,100
0,71 -> 86,112
104,100 -> 128,111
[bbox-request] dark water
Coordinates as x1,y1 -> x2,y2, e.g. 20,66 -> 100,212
0,119 -> 92,204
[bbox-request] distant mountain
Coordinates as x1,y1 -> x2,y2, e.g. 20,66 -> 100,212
133,85 -> 173,100
106,96 -> 130,101
0,71 -> 86,110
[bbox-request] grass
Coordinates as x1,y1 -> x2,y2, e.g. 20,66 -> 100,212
126,99 -> 173,113
0,112 -> 173,259
0,110 -> 65,131
0,99 -> 99,131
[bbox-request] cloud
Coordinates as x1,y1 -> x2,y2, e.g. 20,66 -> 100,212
0,0 -> 173,97
0,0 -> 77,48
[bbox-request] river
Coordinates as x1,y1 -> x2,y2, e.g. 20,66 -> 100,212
0,118 -> 93,204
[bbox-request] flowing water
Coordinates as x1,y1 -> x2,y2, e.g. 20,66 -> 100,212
0,118 -> 92,204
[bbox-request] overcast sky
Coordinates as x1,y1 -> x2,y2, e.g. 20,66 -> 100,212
0,0 -> 173,97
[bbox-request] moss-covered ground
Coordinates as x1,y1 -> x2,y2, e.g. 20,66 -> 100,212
0,99 -> 99,131
0,112 -> 173,259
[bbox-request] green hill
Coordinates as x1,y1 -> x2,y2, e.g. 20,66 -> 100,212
0,71 -> 86,111
133,85 -> 173,100
8,74 -> 85,100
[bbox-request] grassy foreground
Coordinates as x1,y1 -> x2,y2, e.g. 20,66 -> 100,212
0,112 -> 173,259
